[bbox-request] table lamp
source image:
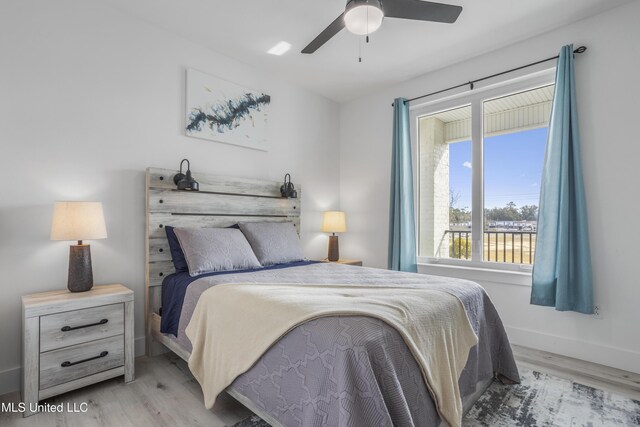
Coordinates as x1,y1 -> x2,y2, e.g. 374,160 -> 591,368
51,201 -> 107,292
322,211 -> 346,262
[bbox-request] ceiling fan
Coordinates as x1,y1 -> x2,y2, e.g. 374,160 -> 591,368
301,0 -> 463,54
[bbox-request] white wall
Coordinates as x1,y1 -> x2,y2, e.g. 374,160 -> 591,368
340,1 -> 640,374
0,0 -> 340,393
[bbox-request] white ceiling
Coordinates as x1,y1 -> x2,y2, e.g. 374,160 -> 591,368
104,0 -> 633,103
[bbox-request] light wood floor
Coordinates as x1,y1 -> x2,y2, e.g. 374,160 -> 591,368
512,344 -> 640,402
0,354 -> 251,427
1,347 -> 639,426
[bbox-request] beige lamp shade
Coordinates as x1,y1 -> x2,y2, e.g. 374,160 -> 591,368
51,201 -> 108,241
321,211 -> 347,233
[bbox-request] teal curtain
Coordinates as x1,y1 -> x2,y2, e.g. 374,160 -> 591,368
388,98 -> 417,272
531,45 -> 593,313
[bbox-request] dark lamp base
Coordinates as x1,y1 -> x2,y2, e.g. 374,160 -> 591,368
68,244 -> 94,292
327,235 -> 340,262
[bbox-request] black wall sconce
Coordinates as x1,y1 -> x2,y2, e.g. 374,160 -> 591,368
173,159 -> 199,191
280,173 -> 297,198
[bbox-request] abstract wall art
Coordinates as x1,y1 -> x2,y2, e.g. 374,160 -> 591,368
185,69 -> 270,151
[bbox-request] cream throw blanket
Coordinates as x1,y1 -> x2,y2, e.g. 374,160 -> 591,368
185,283 -> 478,427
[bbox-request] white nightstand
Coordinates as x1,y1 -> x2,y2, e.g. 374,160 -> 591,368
21,284 -> 134,417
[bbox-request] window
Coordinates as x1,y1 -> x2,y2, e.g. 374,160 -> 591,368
483,86 -> 551,264
414,73 -> 554,268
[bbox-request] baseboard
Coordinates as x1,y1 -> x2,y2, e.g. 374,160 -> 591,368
0,336 -> 146,396
506,325 -> 640,375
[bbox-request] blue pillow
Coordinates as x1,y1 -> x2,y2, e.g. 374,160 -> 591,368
165,226 -> 188,272
165,224 -> 241,273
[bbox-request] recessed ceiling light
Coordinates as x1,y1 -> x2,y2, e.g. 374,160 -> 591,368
267,41 -> 292,56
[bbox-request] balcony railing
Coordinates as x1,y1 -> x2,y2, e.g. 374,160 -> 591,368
445,230 -> 537,264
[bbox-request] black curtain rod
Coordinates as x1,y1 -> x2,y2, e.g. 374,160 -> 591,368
392,46 -> 587,107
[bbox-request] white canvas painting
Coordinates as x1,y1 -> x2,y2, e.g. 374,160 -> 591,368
185,69 -> 270,151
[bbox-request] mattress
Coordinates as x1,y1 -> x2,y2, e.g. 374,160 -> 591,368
163,262 -> 520,426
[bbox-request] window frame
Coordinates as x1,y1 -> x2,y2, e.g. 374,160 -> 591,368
410,69 -> 556,273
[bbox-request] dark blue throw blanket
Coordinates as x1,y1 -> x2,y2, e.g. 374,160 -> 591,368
161,261 -> 320,335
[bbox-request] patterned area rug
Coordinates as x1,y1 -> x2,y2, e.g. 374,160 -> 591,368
232,369 -> 640,426
465,369 -> 640,426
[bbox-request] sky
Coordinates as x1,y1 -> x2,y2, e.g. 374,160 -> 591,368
449,127 -> 548,210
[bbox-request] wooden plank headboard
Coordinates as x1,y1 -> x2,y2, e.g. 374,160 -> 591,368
145,167 -> 301,354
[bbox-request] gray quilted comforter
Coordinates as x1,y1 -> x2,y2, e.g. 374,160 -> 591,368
171,263 -> 519,426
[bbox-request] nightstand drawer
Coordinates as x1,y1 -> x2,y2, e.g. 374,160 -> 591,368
39,334 -> 124,389
40,303 -> 124,352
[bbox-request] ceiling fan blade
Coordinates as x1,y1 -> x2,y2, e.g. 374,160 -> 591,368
301,12 -> 345,54
384,0 -> 462,23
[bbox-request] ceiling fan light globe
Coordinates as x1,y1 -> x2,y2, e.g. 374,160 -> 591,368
344,2 -> 384,35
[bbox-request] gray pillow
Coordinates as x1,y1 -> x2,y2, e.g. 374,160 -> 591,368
173,227 -> 261,276
239,222 -> 304,266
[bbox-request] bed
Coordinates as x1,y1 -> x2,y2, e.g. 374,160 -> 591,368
144,167 -> 520,427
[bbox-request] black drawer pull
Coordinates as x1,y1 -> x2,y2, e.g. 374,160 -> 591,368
61,351 -> 108,368
61,318 -> 108,332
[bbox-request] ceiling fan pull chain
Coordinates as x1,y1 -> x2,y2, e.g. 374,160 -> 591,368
359,36 -> 362,63
366,7 -> 370,44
